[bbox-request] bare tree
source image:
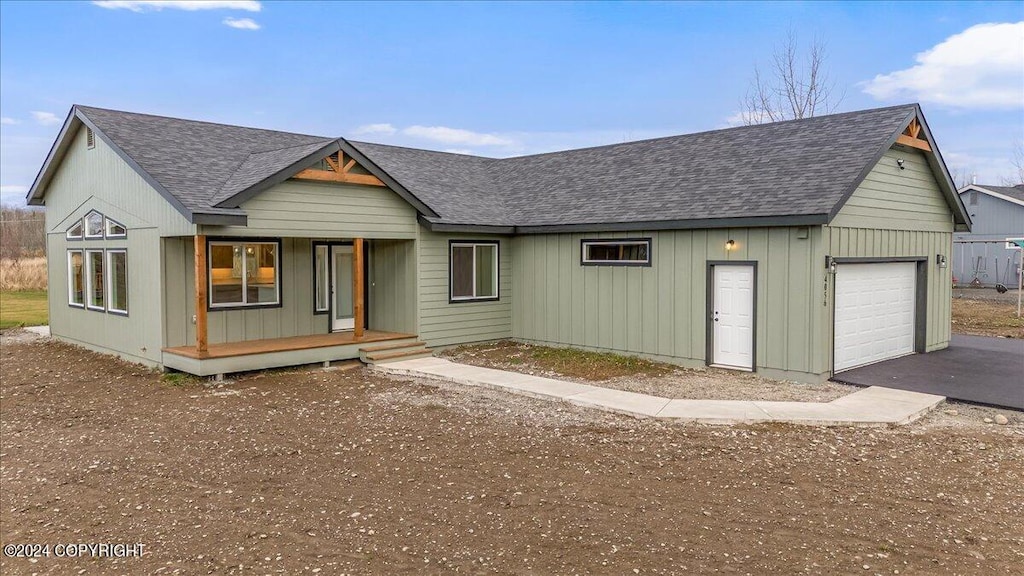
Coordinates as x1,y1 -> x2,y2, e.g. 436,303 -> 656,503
1002,140 -> 1024,186
740,31 -> 843,125
948,166 -> 975,190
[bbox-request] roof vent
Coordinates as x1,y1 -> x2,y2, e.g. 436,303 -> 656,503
86,128 -> 95,149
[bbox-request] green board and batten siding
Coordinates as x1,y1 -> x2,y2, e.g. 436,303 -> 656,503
42,125 -> 186,366
162,237 -> 325,347
511,227 -> 827,381
825,147 -> 954,355
510,145 -> 955,381
417,229 -> 513,347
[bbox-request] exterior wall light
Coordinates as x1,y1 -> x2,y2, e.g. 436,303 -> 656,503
897,158 -> 905,170
936,254 -> 948,268
825,256 -> 837,274
725,239 -> 736,251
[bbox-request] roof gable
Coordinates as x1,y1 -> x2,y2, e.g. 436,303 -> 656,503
959,184 -> 1024,207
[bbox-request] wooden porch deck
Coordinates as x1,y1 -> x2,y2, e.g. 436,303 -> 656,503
163,330 -> 416,360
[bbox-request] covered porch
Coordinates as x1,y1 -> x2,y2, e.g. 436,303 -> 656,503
161,233 -> 420,377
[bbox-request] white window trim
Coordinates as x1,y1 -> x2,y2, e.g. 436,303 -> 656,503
105,217 -> 127,239
68,250 -> 84,307
84,249 -> 105,311
208,240 -> 281,309
84,211 -> 105,240
450,242 -> 499,302
581,239 -> 652,265
106,249 -> 128,315
66,221 -> 84,240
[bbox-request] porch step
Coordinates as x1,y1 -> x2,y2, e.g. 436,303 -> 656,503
359,342 -> 433,365
359,341 -> 427,353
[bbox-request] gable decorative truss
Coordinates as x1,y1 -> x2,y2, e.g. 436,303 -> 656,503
895,117 -> 931,152
293,151 -> 386,187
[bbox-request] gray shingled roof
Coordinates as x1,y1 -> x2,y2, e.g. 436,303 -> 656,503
349,105 -> 920,228
967,184 -> 1024,204
76,106 -> 335,215
37,103 -> 960,230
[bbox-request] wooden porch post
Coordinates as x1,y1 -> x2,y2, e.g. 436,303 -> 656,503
353,238 -> 365,339
194,235 -> 208,353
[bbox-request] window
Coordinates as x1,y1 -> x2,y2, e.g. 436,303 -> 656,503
209,240 -> 280,308
450,241 -> 498,301
581,239 -> 652,266
68,250 -> 85,307
67,210 -> 127,239
66,220 -> 84,240
969,191 -> 978,206
105,217 -> 126,238
314,244 -> 329,313
84,211 -> 104,239
106,250 -> 128,315
85,249 -> 104,310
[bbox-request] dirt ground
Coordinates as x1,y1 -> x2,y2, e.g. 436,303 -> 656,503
1,335 -> 1022,575
442,340 -> 859,402
951,288 -> 1023,338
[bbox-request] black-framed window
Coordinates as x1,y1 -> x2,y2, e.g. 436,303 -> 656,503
581,238 -> 652,266
450,241 -> 498,302
208,240 -> 281,309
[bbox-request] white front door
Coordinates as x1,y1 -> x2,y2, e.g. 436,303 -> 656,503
331,245 -> 354,332
834,262 -> 916,372
712,264 -> 755,370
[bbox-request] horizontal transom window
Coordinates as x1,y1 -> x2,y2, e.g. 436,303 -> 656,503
581,239 -> 652,266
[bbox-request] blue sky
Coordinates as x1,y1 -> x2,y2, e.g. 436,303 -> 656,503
1,1 -> 1022,205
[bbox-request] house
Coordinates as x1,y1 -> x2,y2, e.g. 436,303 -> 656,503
953,183 -> 1024,287
26,104 -> 969,382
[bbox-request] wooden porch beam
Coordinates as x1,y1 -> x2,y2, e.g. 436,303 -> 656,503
353,238 -> 365,339
292,168 -> 386,187
896,134 -> 932,152
194,235 -> 208,354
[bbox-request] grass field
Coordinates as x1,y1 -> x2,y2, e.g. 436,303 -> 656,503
0,290 -> 48,329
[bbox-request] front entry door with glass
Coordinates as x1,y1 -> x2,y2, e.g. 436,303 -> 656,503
331,245 -> 354,331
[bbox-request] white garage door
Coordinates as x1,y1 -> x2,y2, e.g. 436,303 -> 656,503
834,262 -> 916,372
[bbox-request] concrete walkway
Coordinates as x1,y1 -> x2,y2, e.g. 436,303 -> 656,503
375,357 -> 946,427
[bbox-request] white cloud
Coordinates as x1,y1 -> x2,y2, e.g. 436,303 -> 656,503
0,185 -> 29,206
723,111 -> 746,127
442,148 -> 475,155
0,117 -> 18,125
93,1 -> 260,11
403,125 -> 514,147
223,17 -> 259,30
30,111 -> 62,126
862,22 -> 1024,109
351,123 -> 397,136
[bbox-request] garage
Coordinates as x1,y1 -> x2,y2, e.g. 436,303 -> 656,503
834,262 -> 918,372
